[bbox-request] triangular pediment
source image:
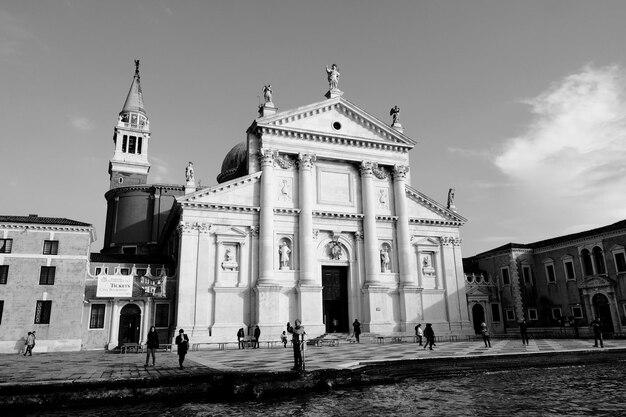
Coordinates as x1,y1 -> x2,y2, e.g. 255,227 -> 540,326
405,185 -> 467,226
466,286 -> 493,298
256,96 -> 416,148
579,275 -> 617,290
177,172 -> 261,208
213,225 -> 249,238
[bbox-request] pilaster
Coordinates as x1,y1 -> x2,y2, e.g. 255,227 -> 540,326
258,148 -> 277,285
298,153 -> 316,285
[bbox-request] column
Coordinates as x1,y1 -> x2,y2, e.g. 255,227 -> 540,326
108,301 -> 121,349
360,161 -> 380,285
298,153 -> 315,285
140,299 -> 151,344
258,148 -> 276,285
173,222 -> 199,339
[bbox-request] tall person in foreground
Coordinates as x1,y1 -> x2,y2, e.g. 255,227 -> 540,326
287,319 -> 306,371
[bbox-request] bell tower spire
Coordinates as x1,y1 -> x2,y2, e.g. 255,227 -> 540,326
108,60 -> 151,189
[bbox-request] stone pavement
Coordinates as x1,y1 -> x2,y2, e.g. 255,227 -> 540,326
1,337 -> 623,385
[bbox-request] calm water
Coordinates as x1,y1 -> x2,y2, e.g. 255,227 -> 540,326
27,362 -> 626,416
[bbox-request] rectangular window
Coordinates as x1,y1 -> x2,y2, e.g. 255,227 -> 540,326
128,136 -> 136,154
614,252 -> 626,273
137,137 -> 142,154
136,268 -> 147,277
122,135 -> 127,152
89,304 -> 106,329
120,268 -> 130,276
501,267 -> 510,285
564,261 -> 575,280
34,300 -> 52,324
572,306 -> 583,319
528,308 -> 538,320
491,303 -> 501,322
122,246 -> 137,255
39,266 -> 56,285
0,238 -> 13,253
552,308 -> 562,319
522,266 -> 532,284
505,308 -> 515,321
155,304 -> 169,328
546,264 -> 556,283
43,240 -> 59,255
0,300 -> 3,324
0,265 -> 8,284
95,267 -> 108,275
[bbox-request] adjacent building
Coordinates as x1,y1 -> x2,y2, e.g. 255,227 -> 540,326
0,215 -> 95,353
464,220 -> 626,336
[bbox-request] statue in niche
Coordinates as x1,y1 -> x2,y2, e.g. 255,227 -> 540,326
159,276 -> 167,297
380,247 -> 390,272
279,179 -> 291,201
263,84 -> 273,103
447,188 -> 455,209
221,247 -> 238,271
422,254 -> 435,276
329,241 -> 343,260
390,105 -> 400,124
279,241 -> 291,269
378,189 -> 388,208
326,64 -> 340,90
185,162 -> 195,182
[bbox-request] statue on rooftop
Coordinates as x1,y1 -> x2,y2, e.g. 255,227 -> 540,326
447,188 -> 455,209
185,162 -> 194,182
390,105 -> 400,124
263,85 -> 273,103
326,64 -> 340,90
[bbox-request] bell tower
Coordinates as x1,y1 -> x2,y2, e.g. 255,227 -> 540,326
108,60 -> 151,189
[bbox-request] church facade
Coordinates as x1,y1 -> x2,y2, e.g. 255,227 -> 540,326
163,76 -> 472,342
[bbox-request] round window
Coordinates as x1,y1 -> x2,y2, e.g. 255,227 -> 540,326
332,121 -> 342,130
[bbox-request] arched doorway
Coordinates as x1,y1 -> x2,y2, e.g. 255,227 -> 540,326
592,293 -> 614,333
118,304 -> 141,344
472,304 -> 485,335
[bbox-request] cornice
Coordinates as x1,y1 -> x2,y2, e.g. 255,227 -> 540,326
256,125 -> 412,154
408,218 -> 464,227
533,229 -> 626,254
312,211 -> 364,220
405,186 -> 467,224
180,202 -> 260,213
376,215 -> 398,222
105,183 -> 185,199
274,208 -> 301,215
0,223 -> 94,233
180,172 -> 262,202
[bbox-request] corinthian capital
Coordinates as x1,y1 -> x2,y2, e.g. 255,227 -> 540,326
392,165 -> 409,180
259,148 -> 277,167
360,161 -> 374,177
297,153 -> 316,170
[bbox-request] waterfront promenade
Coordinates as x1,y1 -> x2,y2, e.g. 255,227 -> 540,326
2,337 -> 625,411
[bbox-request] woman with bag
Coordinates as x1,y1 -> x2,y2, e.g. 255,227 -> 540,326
145,326 -> 159,366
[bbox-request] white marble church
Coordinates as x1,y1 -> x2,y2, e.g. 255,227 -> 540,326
166,68 -> 472,342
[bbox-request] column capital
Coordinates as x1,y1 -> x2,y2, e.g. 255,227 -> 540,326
297,153 -> 317,170
392,164 -> 409,180
360,161 -> 375,177
259,148 -> 277,167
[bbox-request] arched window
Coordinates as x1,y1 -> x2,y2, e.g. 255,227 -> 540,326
581,249 -> 593,276
593,246 -> 605,274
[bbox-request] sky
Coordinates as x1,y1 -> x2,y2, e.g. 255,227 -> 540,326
2,0 -> 626,257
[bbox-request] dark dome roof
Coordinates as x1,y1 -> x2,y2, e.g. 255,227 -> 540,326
217,141 -> 248,183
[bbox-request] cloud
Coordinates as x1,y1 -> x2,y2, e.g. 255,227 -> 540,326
150,155 -> 172,183
448,146 -> 493,160
493,64 -> 626,218
0,9 -> 45,62
70,117 -> 93,131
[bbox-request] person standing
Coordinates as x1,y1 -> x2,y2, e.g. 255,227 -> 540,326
253,325 -> 261,349
23,331 -> 36,356
481,322 -> 491,348
423,323 -> 435,350
590,318 -> 604,348
287,319 -> 306,371
281,331 -> 288,348
145,326 -> 159,366
519,319 -> 529,345
352,319 -> 361,343
415,324 -> 423,346
237,328 -> 246,350
175,329 -> 189,370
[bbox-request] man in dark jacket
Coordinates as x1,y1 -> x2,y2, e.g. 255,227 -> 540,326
352,319 -> 361,343
175,329 -> 189,369
287,319 -> 306,371
423,323 -> 435,350
253,325 -> 261,348
590,318 -> 603,348
237,328 -> 246,349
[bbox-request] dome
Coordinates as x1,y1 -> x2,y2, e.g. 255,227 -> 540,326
217,141 -> 248,183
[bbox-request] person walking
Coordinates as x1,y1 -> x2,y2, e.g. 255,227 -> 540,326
175,329 -> 189,370
253,325 -> 261,349
23,331 -> 36,356
287,319 -> 306,371
423,323 -> 435,350
145,326 -> 159,366
281,331 -> 288,348
237,328 -> 246,349
352,319 -> 361,343
481,322 -> 491,348
519,319 -> 529,345
415,324 -> 423,346
590,318 -> 604,348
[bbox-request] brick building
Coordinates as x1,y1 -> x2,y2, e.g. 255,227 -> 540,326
0,215 -> 95,353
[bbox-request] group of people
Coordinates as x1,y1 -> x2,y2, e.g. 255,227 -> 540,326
414,323 -> 436,350
236,325 -> 262,349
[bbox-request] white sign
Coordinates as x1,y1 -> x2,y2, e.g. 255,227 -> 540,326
97,275 -> 133,298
